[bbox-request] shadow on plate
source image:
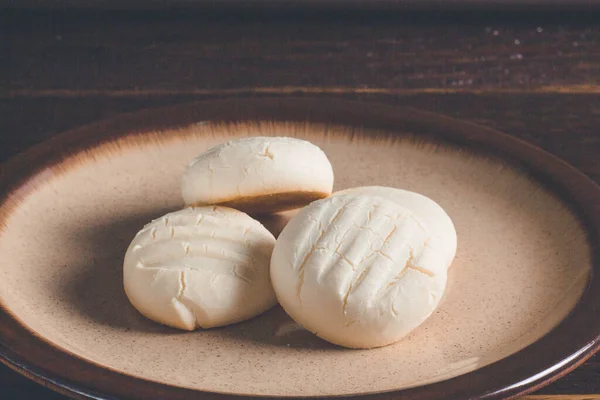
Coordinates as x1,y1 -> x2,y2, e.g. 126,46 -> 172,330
57,207 -> 180,334
216,306 -> 340,350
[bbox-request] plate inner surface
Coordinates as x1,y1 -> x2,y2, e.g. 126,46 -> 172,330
0,122 -> 590,396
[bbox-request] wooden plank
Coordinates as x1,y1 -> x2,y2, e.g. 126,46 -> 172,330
4,0 -> 600,12
3,12 -> 600,93
4,85 -> 600,97
523,396 -> 600,400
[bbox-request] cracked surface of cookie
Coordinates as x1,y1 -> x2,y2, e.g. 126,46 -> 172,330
123,206 -> 277,330
334,186 -> 457,267
181,137 -> 334,213
270,194 -> 448,349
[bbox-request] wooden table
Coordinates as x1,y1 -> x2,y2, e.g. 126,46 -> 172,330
2,8 -> 600,399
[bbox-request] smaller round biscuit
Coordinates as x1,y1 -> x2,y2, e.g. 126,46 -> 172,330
335,186 -> 457,267
124,206 -> 277,330
181,137 -> 334,213
271,194 -> 448,349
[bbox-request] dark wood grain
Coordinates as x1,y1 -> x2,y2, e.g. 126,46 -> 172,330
4,0 -> 600,13
1,9 -> 600,400
3,11 -> 600,94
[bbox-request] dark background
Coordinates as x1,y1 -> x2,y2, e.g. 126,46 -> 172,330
2,7 -> 600,399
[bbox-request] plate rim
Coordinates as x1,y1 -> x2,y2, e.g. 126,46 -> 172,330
1,97 -> 599,400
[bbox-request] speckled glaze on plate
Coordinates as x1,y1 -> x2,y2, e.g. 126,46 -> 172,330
1,98 -> 599,400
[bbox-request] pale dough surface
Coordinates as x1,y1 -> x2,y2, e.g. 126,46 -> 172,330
335,186 -> 457,267
181,137 -> 334,211
271,194 -> 448,348
124,206 -> 277,330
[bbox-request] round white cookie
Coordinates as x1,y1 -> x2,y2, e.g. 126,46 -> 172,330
335,186 -> 457,267
181,137 -> 334,213
124,206 -> 277,330
271,194 -> 448,349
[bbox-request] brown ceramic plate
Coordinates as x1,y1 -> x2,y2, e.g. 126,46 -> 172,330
1,98 -> 600,400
